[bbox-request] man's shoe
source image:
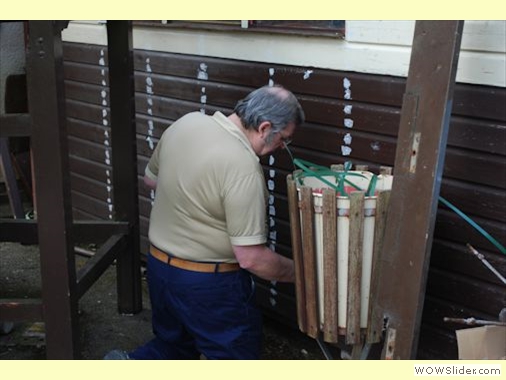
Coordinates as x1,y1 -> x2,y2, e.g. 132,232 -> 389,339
103,349 -> 130,360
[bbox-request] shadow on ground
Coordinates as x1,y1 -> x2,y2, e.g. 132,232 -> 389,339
0,242 -> 340,360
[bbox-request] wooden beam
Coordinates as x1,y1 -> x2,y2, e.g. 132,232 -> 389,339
76,234 -> 126,298
286,174 -> 307,333
0,299 -> 43,322
106,21 -> 142,314
371,21 -> 464,359
27,20 -> 79,359
0,114 -> 32,137
300,186 -> 319,338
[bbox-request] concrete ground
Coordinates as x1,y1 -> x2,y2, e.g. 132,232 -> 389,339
0,241 -> 339,360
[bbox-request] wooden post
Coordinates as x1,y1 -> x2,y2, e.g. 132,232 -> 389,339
371,21 -> 464,359
322,188 -> 338,343
366,190 -> 391,344
300,186 -> 319,338
346,191 -> 364,344
286,175 -> 307,333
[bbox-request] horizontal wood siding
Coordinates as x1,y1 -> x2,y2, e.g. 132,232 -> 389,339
62,42 -> 506,359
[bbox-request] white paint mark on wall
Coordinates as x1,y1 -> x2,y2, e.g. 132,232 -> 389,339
197,63 -> 208,80
99,49 -> 113,220
145,55 -> 156,208
343,77 -> 352,100
303,70 -> 313,80
344,118 -> 354,128
268,68 -> 275,87
340,77 -> 355,162
267,69 -> 278,307
146,136 -> 154,150
341,146 -> 352,156
370,141 -> 381,151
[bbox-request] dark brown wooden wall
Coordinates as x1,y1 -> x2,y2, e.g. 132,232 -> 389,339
62,42 -> 506,359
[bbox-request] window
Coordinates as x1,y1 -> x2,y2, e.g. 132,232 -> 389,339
134,20 -> 345,38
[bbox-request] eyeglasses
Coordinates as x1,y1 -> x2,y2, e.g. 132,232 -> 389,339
275,131 -> 292,146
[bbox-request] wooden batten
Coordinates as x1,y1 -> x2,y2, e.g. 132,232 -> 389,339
367,190 -> 391,343
299,186 -> 319,338
379,166 -> 393,175
322,188 -> 338,343
346,191 -> 365,345
330,164 -> 345,172
355,165 -> 369,171
286,175 -> 307,333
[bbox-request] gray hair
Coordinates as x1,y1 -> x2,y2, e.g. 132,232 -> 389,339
233,85 -> 305,135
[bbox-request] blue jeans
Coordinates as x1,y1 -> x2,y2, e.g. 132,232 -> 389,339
129,254 -> 263,359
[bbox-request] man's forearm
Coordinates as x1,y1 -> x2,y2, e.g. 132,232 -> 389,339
233,244 -> 295,283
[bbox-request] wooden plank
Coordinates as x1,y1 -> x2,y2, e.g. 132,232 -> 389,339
0,114 -> 32,137
448,117 -> 506,155
76,233 -> 127,298
346,191 -> 364,344
442,149 -> 506,189
299,186 -> 319,338
439,180 -> 505,223
372,21 -> 464,359
434,210 -> 505,254
286,175 -> 306,333
425,268 -> 505,315
65,80 -> 108,106
430,239 -> 506,285
322,188 -> 338,343
0,219 -> 38,244
27,20 -> 79,359
417,324 -> 459,360
106,20 -> 142,314
0,299 -> 44,322
0,138 -> 24,218
71,190 -> 111,220
69,155 -> 110,183
367,190 -> 391,343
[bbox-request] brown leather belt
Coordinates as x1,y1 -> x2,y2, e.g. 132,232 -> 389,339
150,245 -> 240,273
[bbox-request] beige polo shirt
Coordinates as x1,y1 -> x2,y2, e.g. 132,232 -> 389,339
145,111 -> 268,263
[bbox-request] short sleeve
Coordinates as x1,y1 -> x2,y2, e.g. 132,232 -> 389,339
224,171 -> 267,246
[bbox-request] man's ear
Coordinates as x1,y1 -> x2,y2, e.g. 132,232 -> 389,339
257,121 -> 272,138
